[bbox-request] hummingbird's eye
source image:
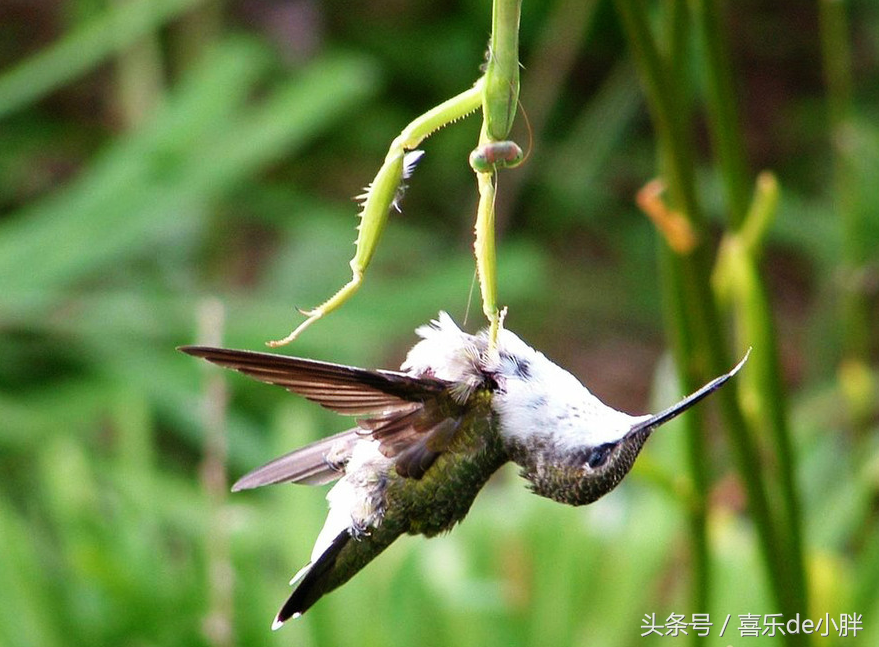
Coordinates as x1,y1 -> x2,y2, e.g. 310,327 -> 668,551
585,442 -> 616,468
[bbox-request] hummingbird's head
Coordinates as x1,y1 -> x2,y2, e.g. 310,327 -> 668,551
502,348 -> 748,507
506,423 -> 656,506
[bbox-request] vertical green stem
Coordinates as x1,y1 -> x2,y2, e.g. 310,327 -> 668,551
691,0 -> 750,225
696,0 -> 807,614
657,248 -> 710,620
616,0 -> 716,621
613,2 -> 805,643
112,0 -> 165,127
171,0 -> 225,73
661,0 -> 689,86
819,0 -> 872,394
657,0 -> 710,623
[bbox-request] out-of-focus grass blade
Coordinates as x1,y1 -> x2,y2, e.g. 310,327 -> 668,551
0,37 -> 269,304
0,379 -> 117,451
0,498 -> 63,647
0,48 -> 378,318
541,59 -> 641,211
0,0 -> 211,120
166,52 -> 379,231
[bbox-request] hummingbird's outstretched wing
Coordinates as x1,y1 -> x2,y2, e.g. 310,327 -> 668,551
179,346 -> 469,480
231,428 -> 359,491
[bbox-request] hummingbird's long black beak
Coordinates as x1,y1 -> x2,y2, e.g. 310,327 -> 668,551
628,349 -> 750,436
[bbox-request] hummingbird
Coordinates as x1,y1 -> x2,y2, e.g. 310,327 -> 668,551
180,312 -> 747,629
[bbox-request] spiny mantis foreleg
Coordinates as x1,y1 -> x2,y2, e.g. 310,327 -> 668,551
267,83 -> 484,347
268,0 -> 524,349
469,0 -> 524,348
470,139 -> 523,346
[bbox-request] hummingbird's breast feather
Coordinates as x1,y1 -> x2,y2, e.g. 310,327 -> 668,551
403,311 -> 484,384
331,391 -> 503,537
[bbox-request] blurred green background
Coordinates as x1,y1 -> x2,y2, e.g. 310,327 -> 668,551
1,1 -> 878,645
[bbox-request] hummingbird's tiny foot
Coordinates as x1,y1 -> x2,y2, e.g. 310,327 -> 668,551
498,306 -> 508,331
290,562 -> 312,585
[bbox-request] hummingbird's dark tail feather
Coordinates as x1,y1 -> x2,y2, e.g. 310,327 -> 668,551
232,429 -> 359,491
273,531 -> 351,629
628,349 -> 750,436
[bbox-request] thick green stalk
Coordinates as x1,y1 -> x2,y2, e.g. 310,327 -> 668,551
612,2 -> 804,642
661,0 -> 689,86
691,0 -> 750,225
695,0 -> 807,613
819,0 -> 872,414
614,0 -> 699,224
619,0 -> 715,621
657,0 -> 710,623
656,248 -> 710,619
713,175 -> 807,615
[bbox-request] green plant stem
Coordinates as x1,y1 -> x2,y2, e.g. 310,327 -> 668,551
612,2 -> 805,643
171,0 -> 225,73
657,0 -> 710,624
657,248 -> 710,618
714,177 -> 808,617
113,0 -> 165,128
691,0 -> 750,226
662,0 -> 689,85
819,0 -> 871,373
617,0 -> 714,622
696,0 -> 807,614
614,2 -> 699,224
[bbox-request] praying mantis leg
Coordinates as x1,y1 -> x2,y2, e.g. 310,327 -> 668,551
470,139 -> 523,346
268,0 -> 524,348
267,82 -> 484,347
470,0 -> 524,348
